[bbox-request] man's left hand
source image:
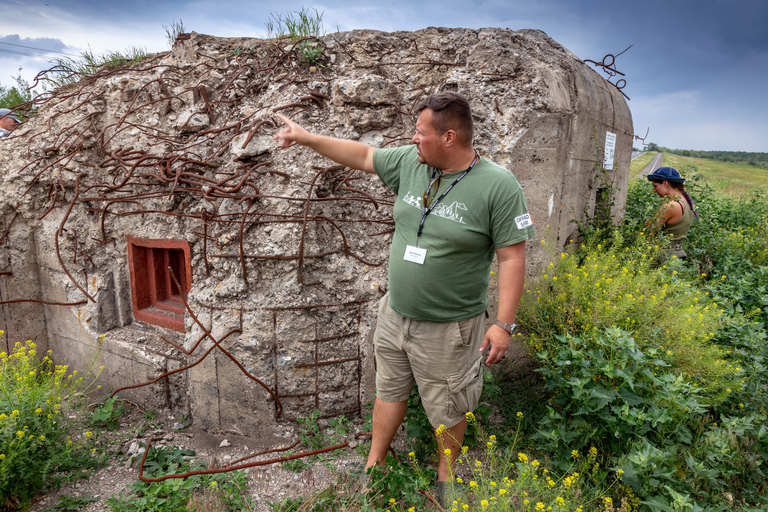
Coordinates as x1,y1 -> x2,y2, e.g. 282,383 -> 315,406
479,325 -> 510,365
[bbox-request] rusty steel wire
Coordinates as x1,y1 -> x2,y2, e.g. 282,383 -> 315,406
137,436 -> 349,482
635,127 -> 650,145
1,35 -> 399,312
584,44 -> 632,100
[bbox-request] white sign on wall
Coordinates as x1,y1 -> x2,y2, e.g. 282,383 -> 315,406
604,131 -> 617,170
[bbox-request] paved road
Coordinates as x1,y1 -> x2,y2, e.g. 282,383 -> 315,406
632,151 -> 644,160
639,152 -> 663,176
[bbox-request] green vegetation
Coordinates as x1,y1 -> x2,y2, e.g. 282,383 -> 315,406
87,395 -> 127,431
512,219 -> 760,508
265,8 -> 329,66
42,47 -> 149,89
281,409 -> 353,471
0,338 -> 109,509
0,75 -> 34,119
45,493 -> 100,511
107,445 -> 253,512
644,143 -> 768,169
266,7 -> 326,40
162,18 -> 187,47
660,153 -> 768,198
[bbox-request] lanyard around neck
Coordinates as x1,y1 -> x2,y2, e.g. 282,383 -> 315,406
416,150 -> 479,241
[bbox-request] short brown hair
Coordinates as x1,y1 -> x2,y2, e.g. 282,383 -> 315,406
415,92 -> 473,147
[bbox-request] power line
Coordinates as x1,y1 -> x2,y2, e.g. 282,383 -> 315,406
0,41 -> 79,57
0,48 -> 55,60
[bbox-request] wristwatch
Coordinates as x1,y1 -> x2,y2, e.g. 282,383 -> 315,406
494,320 -> 517,335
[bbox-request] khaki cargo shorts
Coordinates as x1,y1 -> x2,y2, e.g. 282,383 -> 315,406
373,292 -> 485,429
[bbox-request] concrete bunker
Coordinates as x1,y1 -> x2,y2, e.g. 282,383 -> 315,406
0,27 -> 632,437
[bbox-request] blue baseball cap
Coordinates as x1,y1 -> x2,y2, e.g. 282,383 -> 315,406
647,167 -> 685,184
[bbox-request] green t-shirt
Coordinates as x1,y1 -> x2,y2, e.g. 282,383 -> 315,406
373,145 -> 536,322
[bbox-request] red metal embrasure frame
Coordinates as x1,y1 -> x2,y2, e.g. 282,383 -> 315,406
126,236 -> 192,333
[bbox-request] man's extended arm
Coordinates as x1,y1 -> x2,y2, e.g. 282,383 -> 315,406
273,113 -> 376,174
480,241 -> 526,365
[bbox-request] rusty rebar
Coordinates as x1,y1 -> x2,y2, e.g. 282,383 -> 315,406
137,436 -> 348,482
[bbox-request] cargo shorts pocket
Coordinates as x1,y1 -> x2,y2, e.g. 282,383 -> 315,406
446,356 -> 484,416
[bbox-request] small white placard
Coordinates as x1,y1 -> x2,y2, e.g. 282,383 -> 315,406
404,245 -> 427,265
515,213 -> 533,230
604,131 -> 617,170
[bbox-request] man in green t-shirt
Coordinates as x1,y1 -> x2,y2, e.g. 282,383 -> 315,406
275,92 -> 535,500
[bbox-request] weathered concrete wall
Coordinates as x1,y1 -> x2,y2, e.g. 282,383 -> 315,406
0,26 -> 631,437
0,218 -> 47,353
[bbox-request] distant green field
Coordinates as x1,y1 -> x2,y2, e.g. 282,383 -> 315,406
661,153 -> 768,197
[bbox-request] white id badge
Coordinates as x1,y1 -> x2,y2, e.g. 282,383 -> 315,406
515,213 -> 533,229
404,245 -> 427,265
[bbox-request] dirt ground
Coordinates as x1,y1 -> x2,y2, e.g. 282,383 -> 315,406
29,347 -> 538,512
29,406 -> 372,512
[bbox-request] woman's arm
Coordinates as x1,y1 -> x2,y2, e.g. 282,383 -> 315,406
646,198 -> 682,230
659,199 -> 683,225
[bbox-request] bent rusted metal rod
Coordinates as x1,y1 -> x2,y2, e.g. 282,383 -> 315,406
241,119 -> 274,149
342,185 -> 379,209
211,248 -> 340,261
167,268 -> 283,417
40,181 -> 63,220
298,165 -> 344,284
138,437 -> 349,482
20,146 -> 82,197
55,173 -> 95,302
110,328 -> 241,398
0,212 -> 18,244
226,439 -> 301,467
202,209 -> 210,276
99,199 -> 146,244
419,489 -> 447,511
263,298 -> 369,311
0,299 -> 88,306
159,330 -> 211,356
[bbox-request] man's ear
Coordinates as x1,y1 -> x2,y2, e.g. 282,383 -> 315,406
443,129 -> 457,147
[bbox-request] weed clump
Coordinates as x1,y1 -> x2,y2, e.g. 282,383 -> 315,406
265,8 -> 329,66
0,336 -> 105,508
520,234 -> 733,400
41,47 -> 149,89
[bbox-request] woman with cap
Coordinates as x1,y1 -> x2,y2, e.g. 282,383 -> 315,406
646,167 -> 698,259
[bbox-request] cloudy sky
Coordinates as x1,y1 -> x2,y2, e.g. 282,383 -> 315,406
1,0 -> 766,152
